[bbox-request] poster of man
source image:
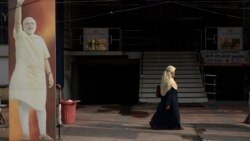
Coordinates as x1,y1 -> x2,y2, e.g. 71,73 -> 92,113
8,0 -> 56,140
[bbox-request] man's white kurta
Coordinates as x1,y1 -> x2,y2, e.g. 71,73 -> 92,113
9,29 -> 50,111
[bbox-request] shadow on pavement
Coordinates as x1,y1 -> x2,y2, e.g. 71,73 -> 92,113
97,105 -> 150,118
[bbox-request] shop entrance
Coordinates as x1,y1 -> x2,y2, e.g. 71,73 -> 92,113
71,57 -> 140,105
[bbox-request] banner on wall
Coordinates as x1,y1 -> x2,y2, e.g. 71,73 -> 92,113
83,28 -> 109,51
217,27 -> 243,50
201,50 -> 250,66
8,0 -> 56,140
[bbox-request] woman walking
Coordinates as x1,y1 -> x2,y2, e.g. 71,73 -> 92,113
149,65 -> 182,130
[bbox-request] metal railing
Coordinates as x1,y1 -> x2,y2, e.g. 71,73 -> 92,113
196,46 -> 217,100
204,74 -> 217,100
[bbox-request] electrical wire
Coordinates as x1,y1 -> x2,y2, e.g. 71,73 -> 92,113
1,0 -> 250,22
178,3 -> 250,10
57,2 -> 167,23
0,0 -> 250,3
104,2 -> 166,14
171,1 -> 250,21
58,1 -> 250,22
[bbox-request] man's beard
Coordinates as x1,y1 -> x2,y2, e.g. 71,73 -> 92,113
24,28 -> 35,35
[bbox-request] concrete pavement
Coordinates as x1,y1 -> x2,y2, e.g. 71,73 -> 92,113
60,102 -> 250,141
1,101 -> 250,141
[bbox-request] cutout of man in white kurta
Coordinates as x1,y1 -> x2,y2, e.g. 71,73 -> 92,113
9,0 -> 54,140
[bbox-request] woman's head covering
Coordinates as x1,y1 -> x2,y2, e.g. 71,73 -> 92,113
166,65 -> 176,74
160,65 -> 178,96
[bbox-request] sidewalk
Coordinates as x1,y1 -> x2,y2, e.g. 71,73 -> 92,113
60,102 -> 250,141
1,101 -> 250,141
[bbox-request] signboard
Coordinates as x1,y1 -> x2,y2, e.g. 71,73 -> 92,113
201,50 -> 250,66
218,27 -> 243,50
83,28 -> 109,51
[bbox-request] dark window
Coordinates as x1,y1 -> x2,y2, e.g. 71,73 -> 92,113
0,28 -> 8,44
0,3 -> 8,44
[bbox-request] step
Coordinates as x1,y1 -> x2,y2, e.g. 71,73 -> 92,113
143,52 -> 196,55
139,97 -> 208,103
143,58 -> 197,63
140,79 -> 203,84
143,70 -> 200,75
143,62 -> 199,66
141,75 -> 202,79
140,87 -> 205,93
140,83 -> 204,88
143,66 -> 200,71
140,92 -> 206,98
143,55 -> 197,60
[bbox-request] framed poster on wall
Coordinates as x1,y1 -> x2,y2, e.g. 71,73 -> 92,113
218,27 -> 243,50
83,28 -> 109,51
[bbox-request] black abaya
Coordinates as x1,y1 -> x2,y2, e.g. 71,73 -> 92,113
149,87 -> 181,130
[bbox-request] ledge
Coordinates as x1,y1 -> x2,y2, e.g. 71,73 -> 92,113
64,51 -> 124,56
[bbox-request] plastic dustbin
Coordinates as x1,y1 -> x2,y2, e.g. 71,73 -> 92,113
60,100 -> 79,124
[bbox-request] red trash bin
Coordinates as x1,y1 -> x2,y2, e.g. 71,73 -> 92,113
60,100 -> 78,124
